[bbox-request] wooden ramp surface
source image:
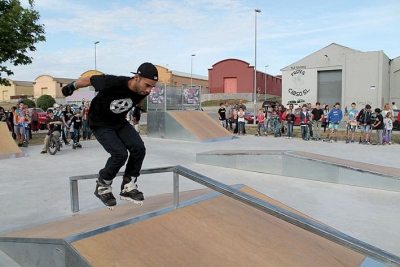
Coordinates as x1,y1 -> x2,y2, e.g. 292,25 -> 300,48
168,110 -> 233,141
1,188 -> 214,239
0,123 -> 25,159
71,186 -> 366,267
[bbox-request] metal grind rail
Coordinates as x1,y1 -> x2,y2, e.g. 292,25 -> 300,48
69,165 -> 400,267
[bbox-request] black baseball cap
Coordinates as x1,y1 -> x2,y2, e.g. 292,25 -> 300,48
131,62 -> 158,81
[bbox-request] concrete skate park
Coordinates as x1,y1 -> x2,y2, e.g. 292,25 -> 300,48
0,107 -> 400,267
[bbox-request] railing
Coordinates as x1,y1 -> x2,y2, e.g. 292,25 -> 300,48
69,165 -> 400,267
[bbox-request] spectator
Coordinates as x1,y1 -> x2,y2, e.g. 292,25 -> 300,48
392,102 -> 397,110
271,110 -> 280,137
383,111 -> 394,145
31,108 -> 39,132
63,105 -> 74,139
311,102 -> 324,140
228,104 -> 235,131
285,108 -> 295,139
300,104 -> 310,140
346,102 -> 358,143
322,105 -> 330,133
264,103 -> 273,134
81,101 -> 91,140
8,106 -> 17,139
225,102 -> 231,130
236,100 -> 246,135
71,109 -> 83,149
382,103 -> 392,118
237,107 -> 245,136
23,104 -> 32,140
326,102 -> 343,142
371,108 -> 384,145
218,102 -> 227,128
256,108 -> 267,136
357,104 -> 372,145
13,101 -> 29,147
40,109 -> 62,154
0,106 -> 6,122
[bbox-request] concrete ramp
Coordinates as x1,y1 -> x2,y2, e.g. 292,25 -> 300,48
147,110 -> 234,142
1,186 -> 394,267
0,123 -> 27,160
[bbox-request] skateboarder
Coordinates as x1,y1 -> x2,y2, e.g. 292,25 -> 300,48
61,62 -> 158,209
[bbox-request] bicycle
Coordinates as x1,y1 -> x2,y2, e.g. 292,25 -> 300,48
46,125 -> 62,155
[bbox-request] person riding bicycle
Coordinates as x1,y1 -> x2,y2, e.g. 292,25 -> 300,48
40,109 -> 62,154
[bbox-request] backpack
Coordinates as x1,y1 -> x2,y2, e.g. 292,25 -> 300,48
382,128 -> 388,143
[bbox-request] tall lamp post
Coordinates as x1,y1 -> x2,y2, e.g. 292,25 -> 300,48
191,54 -> 196,88
254,9 -> 261,125
264,65 -> 269,101
94,41 -> 100,74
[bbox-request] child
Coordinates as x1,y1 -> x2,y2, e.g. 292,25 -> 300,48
285,109 -> 295,139
256,109 -> 267,136
271,110 -> 280,137
346,102 -> 358,143
299,105 -> 310,140
217,102 -> 227,128
326,102 -> 343,142
71,110 -> 83,149
383,111 -> 394,145
237,107 -> 245,136
371,108 -> 383,145
357,104 -> 372,144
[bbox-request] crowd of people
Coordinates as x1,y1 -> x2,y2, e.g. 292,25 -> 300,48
217,100 -> 399,145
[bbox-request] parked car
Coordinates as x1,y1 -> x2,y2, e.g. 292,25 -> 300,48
286,100 -> 297,107
262,100 -> 276,109
393,109 -> 399,131
244,110 -> 255,124
28,108 -> 48,130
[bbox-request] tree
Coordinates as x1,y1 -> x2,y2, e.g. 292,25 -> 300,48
0,0 -> 46,86
20,98 -> 35,107
36,94 -> 55,111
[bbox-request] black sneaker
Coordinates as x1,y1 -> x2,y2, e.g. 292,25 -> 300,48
94,178 -> 116,208
18,143 -> 22,147
120,177 -> 144,204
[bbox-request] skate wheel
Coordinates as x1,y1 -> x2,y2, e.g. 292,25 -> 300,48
108,206 -> 115,211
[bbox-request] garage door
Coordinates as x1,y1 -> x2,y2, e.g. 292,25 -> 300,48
224,78 -> 238,93
318,70 -> 342,106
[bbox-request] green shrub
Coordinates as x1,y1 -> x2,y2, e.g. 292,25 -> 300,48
21,99 -> 36,108
36,95 -> 56,111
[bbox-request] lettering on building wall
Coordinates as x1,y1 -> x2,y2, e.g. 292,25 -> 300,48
291,65 -> 306,70
356,100 -> 372,106
287,68 -> 311,97
288,88 -> 310,97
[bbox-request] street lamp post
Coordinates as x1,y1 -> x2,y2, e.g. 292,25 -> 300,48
264,65 -> 269,101
94,41 -> 100,74
254,9 -> 261,125
191,54 -> 196,88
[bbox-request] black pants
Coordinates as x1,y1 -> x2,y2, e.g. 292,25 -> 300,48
92,123 -> 145,181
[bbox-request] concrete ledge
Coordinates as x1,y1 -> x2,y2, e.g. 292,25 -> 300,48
196,150 -> 400,192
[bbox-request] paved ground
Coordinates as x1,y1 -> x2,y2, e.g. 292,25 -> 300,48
0,129 -> 399,259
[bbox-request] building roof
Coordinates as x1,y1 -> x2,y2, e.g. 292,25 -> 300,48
12,81 -> 34,87
171,70 -> 208,81
53,78 -> 76,84
280,43 -> 361,71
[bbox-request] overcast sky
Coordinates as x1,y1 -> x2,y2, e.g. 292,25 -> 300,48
5,0 -> 400,81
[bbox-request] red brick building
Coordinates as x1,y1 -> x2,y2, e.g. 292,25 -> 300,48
208,59 -> 281,96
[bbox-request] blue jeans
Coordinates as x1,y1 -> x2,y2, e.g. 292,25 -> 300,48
238,121 -> 245,134
387,129 -> 392,142
92,123 -> 145,181
301,124 -> 308,139
287,123 -> 293,137
82,120 -> 91,140
257,123 -> 266,134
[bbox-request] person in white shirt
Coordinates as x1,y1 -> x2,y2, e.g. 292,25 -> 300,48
392,102 -> 398,110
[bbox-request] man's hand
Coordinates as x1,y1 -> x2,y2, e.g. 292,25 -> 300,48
62,82 -> 77,96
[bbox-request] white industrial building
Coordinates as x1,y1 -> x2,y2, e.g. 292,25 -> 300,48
281,43 -> 400,109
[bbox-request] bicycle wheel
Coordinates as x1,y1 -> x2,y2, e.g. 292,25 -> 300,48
47,136 -> 59,155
